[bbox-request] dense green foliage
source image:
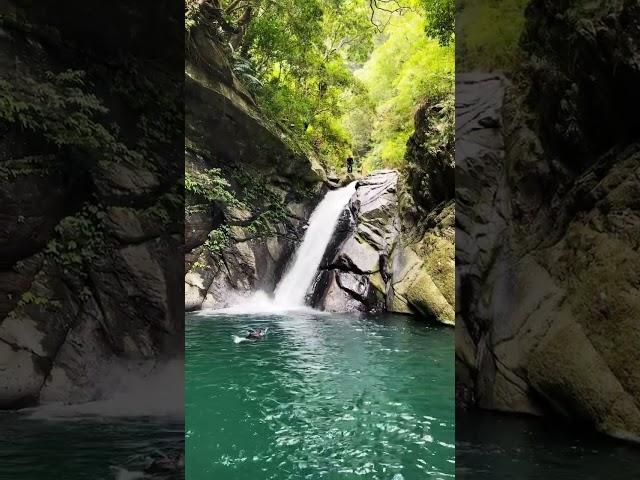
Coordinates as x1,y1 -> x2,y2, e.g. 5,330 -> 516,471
420,0 -> 455,45
192,0 -> 455,173
233,0 -> 375,169
0,70 -> 123,155
185,167 -> 239,212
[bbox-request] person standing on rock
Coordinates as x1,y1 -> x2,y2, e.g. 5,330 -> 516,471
346,156 -> 354,173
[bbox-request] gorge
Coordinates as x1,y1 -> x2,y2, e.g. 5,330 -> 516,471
184,12 -> 455,325
184,2 -> 455,479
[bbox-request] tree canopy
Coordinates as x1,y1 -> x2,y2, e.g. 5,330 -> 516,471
188,0 -> 454,173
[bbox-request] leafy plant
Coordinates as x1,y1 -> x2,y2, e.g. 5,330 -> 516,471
232,56 -> 264,91
185,168 -> 239,206
45,204 -> 107,269
420,0 -> 455,45
0,70 -> 128,156
204,226 -> 231,256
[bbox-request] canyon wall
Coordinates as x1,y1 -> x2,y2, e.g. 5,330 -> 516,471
456,0 -> 640,441
0,1 -> 183,408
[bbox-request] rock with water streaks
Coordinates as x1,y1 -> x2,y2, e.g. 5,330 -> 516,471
456,38 -> 640,441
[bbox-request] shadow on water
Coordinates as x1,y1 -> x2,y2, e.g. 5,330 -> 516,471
186,311 -> 454,480
0,413 -> 184,479
456,411 -> 640,480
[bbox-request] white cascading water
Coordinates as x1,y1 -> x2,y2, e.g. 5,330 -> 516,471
273,181 -> 357,308
201,181 -> 357,314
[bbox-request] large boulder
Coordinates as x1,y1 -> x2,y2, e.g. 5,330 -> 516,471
311,170 -> 399,313
389,202 -> 455,325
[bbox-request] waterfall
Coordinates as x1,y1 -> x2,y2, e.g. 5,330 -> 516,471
201,182 -> 357,315
273,182 -> 357,308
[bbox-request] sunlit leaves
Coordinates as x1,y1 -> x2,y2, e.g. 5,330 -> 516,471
420,0 -> 455,45
209,0 -> 455,171
349,11 -> 454,171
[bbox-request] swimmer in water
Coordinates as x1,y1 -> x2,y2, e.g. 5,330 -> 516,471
233,327 -> 269,344
246,328 -> 268,340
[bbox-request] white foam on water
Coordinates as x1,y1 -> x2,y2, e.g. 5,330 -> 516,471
199,291 -> 320,316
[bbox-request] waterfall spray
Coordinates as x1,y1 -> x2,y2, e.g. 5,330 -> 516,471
273,182 -> 356,307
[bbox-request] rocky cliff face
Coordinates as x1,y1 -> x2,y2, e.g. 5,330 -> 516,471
311,155 -> 454,325
183,16 -> 455,326
395,97 -> 455,325
456,0 -> 640,441
0,4 -> 183,408
184,30 -> 326,309
310,171 -> 400,313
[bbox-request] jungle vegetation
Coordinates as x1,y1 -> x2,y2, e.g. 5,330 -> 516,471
187,0 -> 455,174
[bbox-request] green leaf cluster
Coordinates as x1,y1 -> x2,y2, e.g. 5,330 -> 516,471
0,70 -> 126,155
347,11 -> 454,172
204,225 -> 231,257
185,167 -> 239,208
420,0 -> 455,46
45,204 -> 107,269
229,168 -> 290,236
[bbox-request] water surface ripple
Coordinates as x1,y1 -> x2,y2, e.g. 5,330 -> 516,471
186,312 -> 454,480
0,414 -> 183,479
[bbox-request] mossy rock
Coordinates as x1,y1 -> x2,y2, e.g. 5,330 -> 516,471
418,232 -> 455,307
404,267 -> 455,326
369,272 -> 386,294
528,314 -> 640,441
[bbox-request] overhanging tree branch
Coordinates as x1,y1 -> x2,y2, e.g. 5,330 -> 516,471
368,0 -> 410,33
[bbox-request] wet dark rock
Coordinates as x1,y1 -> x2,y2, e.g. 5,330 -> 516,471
0,7 -> 183,408
144,453 -> 184,475
523,0 -> 640,168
